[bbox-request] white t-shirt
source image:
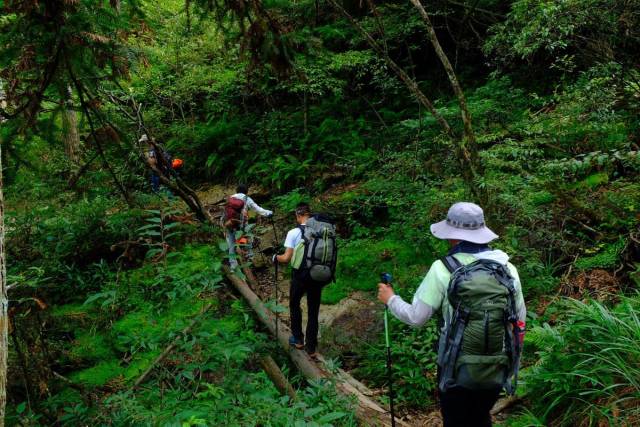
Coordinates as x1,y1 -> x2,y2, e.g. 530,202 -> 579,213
284,225 -> 305,249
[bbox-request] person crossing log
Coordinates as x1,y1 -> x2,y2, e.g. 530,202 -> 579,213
222,265 -> 410,426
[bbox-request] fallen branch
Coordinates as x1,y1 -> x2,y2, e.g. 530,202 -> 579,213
259,355 -> 297,401
491,395 -> 521,415
134,303 -> 213,388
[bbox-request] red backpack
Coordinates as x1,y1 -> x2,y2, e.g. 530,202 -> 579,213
223,196 -> 246,230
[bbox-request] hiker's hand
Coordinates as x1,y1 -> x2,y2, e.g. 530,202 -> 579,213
266,211 -> 274,218
272,254 -> 279,264
377,283 -> 395,304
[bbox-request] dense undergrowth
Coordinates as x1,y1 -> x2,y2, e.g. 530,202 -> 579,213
6,194 -> 357,426
2,0 -> 640,425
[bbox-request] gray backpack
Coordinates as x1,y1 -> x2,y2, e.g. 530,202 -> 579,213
437,256 -> 522,394
291,214 -> 338,284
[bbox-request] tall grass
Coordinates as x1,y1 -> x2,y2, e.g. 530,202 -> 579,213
523,296 -> 640,426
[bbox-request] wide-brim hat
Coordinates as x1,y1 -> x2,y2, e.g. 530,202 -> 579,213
430,202 -> 498,244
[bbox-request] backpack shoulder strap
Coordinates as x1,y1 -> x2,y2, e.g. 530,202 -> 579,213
440,255 -> 463,274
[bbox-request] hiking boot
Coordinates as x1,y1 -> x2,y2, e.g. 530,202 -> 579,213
288,335 -> 304,350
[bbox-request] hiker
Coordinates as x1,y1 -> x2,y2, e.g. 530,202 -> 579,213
377,202 -> 526,427
142,134 -> 174,193
273,203 -> 338,358
141,134 -> 161,192
222,184 -> 273,270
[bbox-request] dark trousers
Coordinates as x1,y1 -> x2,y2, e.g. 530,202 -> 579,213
151,173 -> 160,192
289,272 -> 322,352
439,387 -> 501,427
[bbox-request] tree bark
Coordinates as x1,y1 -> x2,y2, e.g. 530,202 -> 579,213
0,145 -> 8,427
407,0 -> 482,180
60,85 -> 81,165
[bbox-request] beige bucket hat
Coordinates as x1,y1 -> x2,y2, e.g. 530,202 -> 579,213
430,202 -> 498,244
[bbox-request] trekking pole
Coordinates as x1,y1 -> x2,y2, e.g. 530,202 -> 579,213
270,216 -> 280,246
274,258 -> 279,342
270,216 -> 280,342
381,272 -> 396,427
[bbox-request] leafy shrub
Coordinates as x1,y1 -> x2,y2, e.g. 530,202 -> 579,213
322,237 -> 433,304
575,238 -> 626,270
356,319 -> 439,410
6,196 -> 147,297
522,297 -> 640,425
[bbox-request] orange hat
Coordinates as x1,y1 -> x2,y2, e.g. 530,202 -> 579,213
172,158 -> 184,169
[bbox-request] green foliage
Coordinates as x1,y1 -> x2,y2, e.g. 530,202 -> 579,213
70,360 -> 124,387
102,376 -> 356,426
575,239 -> 626,270
486,0 -> 640,73
323,237 -> 433,305
272,188 -> 310,213
355,320 -> 438,409
522,297 -> 640,425
69,332 -> 116,363
4,0 -> 640,424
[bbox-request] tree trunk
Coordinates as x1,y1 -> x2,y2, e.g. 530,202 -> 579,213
60,85 -> 81,165
110,0 -> 121,13
407,0 -> 482,180
328,0 -> 484,194
0,146 -> 8,427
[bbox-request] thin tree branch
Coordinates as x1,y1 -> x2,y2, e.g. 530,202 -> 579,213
326,0 -> 455,138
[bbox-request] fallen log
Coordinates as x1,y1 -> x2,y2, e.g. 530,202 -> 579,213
223,266 -> 409,427
223,266 -> 324,380
259,355 -> 297,401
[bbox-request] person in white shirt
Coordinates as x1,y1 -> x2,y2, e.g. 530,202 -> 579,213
273,202 -> 322,358
225,183 -> 272,269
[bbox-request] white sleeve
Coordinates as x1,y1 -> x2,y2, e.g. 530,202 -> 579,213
387,294 -> 435,327
508,263 -> 527,323
246,196 -> 272,216
284,229 -> 300,249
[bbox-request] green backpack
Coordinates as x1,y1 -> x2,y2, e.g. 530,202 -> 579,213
437,256 -> 522,394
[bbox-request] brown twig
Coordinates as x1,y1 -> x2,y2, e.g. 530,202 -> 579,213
133,303 -> 213,388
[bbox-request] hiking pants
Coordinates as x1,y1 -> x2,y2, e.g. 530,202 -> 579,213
439,387 -> 501,427
151,173 -> 160,192
225,229 -> 239,268
225,229 -> 254,269
290,272 -> 322,353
